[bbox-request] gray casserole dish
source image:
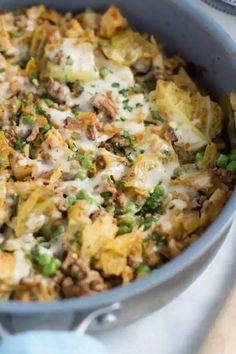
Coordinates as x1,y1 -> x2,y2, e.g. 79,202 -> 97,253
0,0 -> 235,334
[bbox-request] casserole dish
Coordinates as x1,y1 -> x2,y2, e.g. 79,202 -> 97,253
0,0 -> 235,334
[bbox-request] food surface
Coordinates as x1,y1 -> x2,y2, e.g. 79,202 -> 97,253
0,5 -> 235,301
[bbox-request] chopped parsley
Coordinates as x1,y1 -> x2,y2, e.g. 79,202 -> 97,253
31,247 -> 61,277
123,99 -> 133,112
116,180 -> 126,191
123,130 -> 136,146
51,225 -> 64,239
69,231 -> 81,245
140,216 -> 158,230
150,110 -> 164,122
14,137 -> 26,151
77,190 -> 96,204
139,183 -> 165,216
133,83 -> 141,93
119,88 -> 129,98
73,81 -> 83,93
111,82 -> 120,88
74,170 -> 87,180
44,98 -> 54,106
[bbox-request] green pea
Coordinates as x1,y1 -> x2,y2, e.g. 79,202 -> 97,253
75,170 -> 87,180
229,150 -> 236,162
37,254 -> 51,267
76,154 -> 93,169
153,183 -> 165,197
99,67 -> 112,79
117,224 -> 132,235
125,201 -> 136,213
44,98 -> 54,106
217,154 -> 229,168
23,114 -> 35,125
43,258 -> 61,277
195,152 -> 204,162
119,215 -> 134,226
137,264 -> 151,274
67,195 -> 77,207
226,161 -> 236,174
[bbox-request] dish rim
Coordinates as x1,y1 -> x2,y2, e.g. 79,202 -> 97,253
0,0 -> 235,314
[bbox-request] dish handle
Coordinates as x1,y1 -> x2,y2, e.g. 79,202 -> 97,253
0,302 -> 121,354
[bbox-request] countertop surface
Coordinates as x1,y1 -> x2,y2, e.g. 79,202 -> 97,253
98,2 -> 236,354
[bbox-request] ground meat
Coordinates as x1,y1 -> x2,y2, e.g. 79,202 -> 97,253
43,78 -> 69,103
154,68 -> 171,81
190,195 -> 207,210
19,274 -> 42,287
27,126 -> 39,142
86,125 -> 96,140
52,252 -> 107,298
91,91 -> 117,119
132,57 -> 151,74
95,155 -> 106,170
165,125 -> 178,143
103,133 -> 131,151
212,168 -> 236,189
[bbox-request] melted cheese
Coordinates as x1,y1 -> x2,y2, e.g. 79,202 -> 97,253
49,108 -> 71,127
13,250 -> 31,283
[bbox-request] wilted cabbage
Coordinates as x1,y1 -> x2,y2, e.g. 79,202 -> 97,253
100,6 -> 128,38
81,212 -> 118,258
200,143 -> 218,169
102,29 -> 158,66
14,188 -> 57,237
44,40 -> 99,82
155,81 -> 222,151
220,91 -> 236,149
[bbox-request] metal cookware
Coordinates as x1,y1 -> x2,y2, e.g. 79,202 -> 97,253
0,0 -> 235,335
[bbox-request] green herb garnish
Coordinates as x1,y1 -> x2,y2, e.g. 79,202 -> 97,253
150,110 -> 164,122
139,183 -> 165,216
77,190 -> 96,204
14,137 -> 26,151
140,216 -> 158,230
111,82 -> 120,88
